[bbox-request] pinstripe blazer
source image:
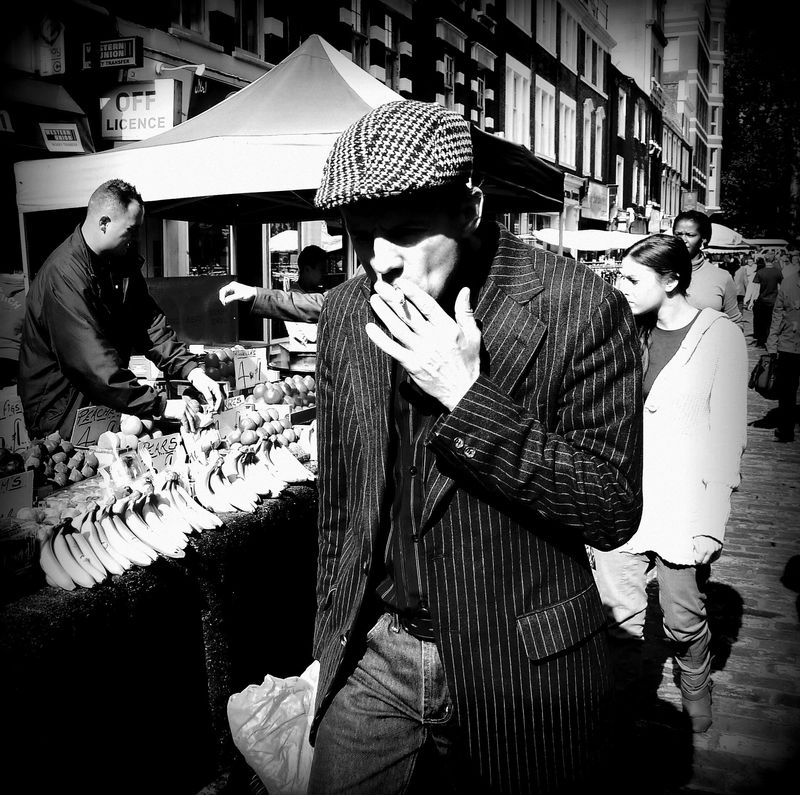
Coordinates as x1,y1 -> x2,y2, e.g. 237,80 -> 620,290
311,223 -> 643,793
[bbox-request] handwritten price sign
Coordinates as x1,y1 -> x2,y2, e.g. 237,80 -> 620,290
0,387 -> 30,452
0,470 -> 34,518
70,405 -> 121,448
234,348 -> 268,391
138,433 -> 185,474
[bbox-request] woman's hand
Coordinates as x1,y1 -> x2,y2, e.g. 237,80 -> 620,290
693,535 -> 722,566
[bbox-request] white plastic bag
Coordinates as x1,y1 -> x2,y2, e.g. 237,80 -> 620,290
227,659 -> 320,795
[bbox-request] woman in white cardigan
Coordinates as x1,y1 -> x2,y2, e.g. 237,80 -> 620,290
593,234 -> 747,733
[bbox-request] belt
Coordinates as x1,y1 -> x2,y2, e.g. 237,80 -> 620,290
387,606 -> 436,642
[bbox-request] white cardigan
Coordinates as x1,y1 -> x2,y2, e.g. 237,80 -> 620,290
621,308 -> 748,565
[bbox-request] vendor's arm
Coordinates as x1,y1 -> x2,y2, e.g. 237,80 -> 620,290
219,280 -> 325,323
43,272 -> 166,418
366,277 -> 643,552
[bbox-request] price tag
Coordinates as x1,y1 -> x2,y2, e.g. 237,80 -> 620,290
138,433 -> 185,474
0,387 -> 30,452
0,470 -> 34,518
234,348 -> 268,390
70,405 -> 121,448
214,407 -> 240,436
223,393 -> 247,410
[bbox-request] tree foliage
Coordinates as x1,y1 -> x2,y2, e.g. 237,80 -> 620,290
721,0 -> 800,240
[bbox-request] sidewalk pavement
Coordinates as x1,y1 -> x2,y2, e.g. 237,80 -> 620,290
632,308 -> 800,794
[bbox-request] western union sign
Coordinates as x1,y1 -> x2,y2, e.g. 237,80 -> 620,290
83,37 -> 143,70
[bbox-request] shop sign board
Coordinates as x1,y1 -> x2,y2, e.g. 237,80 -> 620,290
70,405 -> 121,448
223,393 -> 247,410
581,181 -> 609,221
138,433 -> 185,474
0,470 -> 34,518
0,388 -> 29,452
39,122 -> 84,153
82,37 -> 144,70
100,80 -> 180,141
234,348 -> 269,391
38,17 -> 65,76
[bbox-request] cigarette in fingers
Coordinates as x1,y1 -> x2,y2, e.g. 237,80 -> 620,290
375,279 -> 406,306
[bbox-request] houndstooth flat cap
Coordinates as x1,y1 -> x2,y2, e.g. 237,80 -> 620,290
314,100 -> 473,210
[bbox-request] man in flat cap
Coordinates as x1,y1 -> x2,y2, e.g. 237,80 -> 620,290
308,100 -> 643,793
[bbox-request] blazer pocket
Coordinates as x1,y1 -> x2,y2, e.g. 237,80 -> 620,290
319,586 -> 337,612
516,584 -> 607,662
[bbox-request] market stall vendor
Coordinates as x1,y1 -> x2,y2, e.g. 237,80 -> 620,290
19,179 -> 222,439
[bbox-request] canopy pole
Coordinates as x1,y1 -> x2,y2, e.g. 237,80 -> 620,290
18,210 -> 30,292
558,211 -> 564,256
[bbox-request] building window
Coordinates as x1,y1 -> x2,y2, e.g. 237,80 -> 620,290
697,43 -> 709,87
710,105 -> 720,135
476,75 -> 486,129
351,0 -> 368,69
616,155 -> 624,192
537,0 -> 557,54
560,9 -> 578,71
172,0 -> 204,32
710,64 -> 721,94
559,93 -> 576,168
652,47 -> 662,84
443,53 -> 455,110
583,99 -> 593,175
710,21 -> 723,51
507,0 -> 532,33
583,33 -> 605,91
384,14 -> 399,90
594,108 -> 605,180
617,87 -> 626,137
505,55 -> 531,147
696,91 -> 708,132
236,0 -> 261,56
535,76 -> 556,159
634,101 -> 647,142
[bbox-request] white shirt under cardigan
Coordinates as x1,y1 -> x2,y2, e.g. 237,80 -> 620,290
620,307 -> 748,565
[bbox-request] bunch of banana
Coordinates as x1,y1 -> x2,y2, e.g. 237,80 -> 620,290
257,437 -> 316,484
190,454 -> 262,514
153,470 -> 224,532
38,521 -> 103,591
222,445 -> 287,499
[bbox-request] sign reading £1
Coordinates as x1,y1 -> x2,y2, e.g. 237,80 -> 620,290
100,80 -> 180,141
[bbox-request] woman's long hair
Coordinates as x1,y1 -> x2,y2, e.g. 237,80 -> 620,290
621,234 -> 693,373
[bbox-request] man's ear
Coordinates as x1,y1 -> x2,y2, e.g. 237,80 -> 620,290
99,215 -> 111,233
462,187 -> 484,235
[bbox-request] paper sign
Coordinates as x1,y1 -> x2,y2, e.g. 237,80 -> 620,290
0,470 -> 34,518
70,405 -> 121,448
0,388 -> 30,452
223,393 -> 247,410
138,433 -> 185,473
234,348 -> 268,390
214,407 -> 241,436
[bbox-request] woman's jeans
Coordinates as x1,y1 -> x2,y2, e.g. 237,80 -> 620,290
308,612 -> 463,795
591,549 -> 711,698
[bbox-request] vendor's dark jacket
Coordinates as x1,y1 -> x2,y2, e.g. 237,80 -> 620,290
19,226 -> 197,438
312,223 -> 643,793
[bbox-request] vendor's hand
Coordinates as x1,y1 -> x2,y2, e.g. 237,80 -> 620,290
219,281 -> 257,306
162,397 -> 201,433
365,277 -> 481,411
187,367 -> 223,412
693,535 -> 722,566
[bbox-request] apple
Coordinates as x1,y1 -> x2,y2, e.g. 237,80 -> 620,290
252,383 -> 267,400
240,429 -> 258,446
263,385 -> 283,404
239,416 -> 258,432
303,375 -> 316,391
205,352 -> 221,369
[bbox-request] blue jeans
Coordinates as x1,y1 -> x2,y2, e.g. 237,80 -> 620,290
592,549 -> 711,696
308,612 -> 463,795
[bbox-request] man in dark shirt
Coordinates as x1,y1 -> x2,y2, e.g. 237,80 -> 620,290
19,179 -> 222,438
750,251 -> 783,346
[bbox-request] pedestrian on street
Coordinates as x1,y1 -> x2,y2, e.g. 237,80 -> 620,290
307,99 -> 644,794
749,251 -> 783,347
766,262 -> 800,443
732,256 -> 748,313
593,234 -> 747,734
672,210 -> 742,328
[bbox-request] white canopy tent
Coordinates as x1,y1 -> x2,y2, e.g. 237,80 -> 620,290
269,228 -> 342,252
531,228 -> 649,252
707,223 -> 752,253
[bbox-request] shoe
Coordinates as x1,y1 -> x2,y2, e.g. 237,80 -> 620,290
682,685 -> 713,733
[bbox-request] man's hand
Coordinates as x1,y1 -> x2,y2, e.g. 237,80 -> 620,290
219,281 -> 257,306
693,535 -> 722,566
365,277 -> 481,411
187,367 -> 223,412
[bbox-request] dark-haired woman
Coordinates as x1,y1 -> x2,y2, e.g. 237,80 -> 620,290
592,233 -> 747,733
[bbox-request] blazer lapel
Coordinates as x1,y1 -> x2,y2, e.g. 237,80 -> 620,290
421,234 -> 547,530
346,282 -> 393,543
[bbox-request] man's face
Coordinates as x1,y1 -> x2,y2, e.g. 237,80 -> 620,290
103,200 -> 143,258
342,193 -> 474,301
673,219 -> 705,258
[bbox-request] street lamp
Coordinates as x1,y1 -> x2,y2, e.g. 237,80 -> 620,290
154,62 -> 206,77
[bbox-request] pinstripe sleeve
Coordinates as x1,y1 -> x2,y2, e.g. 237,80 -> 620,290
428,288 -> 643,550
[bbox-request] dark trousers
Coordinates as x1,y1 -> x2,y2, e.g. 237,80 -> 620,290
753,300 -> 775,345
776,351 -> 800,438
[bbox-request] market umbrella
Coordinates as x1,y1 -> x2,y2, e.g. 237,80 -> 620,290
532,228 -> 648,251
269,229 -> 342,252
